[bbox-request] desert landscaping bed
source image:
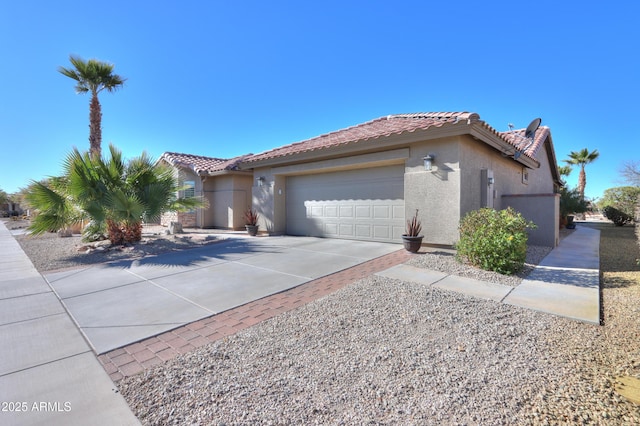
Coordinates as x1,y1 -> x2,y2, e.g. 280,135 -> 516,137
5,219 -> 640,423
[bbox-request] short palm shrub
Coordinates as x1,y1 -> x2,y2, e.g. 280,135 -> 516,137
455,207 -> 536,275
26,144 -> 207,243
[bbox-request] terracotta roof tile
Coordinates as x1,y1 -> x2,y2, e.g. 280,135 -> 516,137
160,152 -> 252,175
499,126 -> 550,159
243,112 -> 481,163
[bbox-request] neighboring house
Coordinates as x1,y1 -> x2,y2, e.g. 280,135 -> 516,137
0,200 -> 23,217
161,112 -> 562,247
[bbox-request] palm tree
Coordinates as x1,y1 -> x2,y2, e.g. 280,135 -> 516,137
557,165 -> 572,187
564,148 -> 599,201
58,55 -> 126,159
27,145 -> 206,243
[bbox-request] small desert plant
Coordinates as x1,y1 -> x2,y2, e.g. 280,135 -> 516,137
456,207 -> 536,275
404,209 -> 422,237
603,206 -> 633,226
244,207 -> 259,226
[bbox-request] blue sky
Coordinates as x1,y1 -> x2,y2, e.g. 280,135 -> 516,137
1,1 -> 637,200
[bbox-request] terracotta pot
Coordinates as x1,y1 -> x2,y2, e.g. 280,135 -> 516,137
402,235 -> 423,253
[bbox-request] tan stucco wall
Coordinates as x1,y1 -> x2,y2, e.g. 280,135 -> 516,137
203,174 -> 253,229
503,194 -> 560,247
252,167 -> 277,233
404,138 -> 461,245
458,136 -> 559,247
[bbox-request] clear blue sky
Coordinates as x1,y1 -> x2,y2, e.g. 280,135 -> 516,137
1,1 -> 637,201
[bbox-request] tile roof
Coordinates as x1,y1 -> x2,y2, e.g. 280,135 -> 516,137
160,152 -> 252,175
499,126 -> 550,159
243,112 -> 482,163
161,112 -> 552,174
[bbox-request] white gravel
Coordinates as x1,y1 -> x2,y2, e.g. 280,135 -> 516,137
119,276 -> 640,425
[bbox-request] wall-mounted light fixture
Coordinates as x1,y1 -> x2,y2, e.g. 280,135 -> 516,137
423,154 -> 436,171
257,176 -> 266,187
487,177 -> 494,186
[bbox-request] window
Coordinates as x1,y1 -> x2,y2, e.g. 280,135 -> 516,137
184,180 -> 195,198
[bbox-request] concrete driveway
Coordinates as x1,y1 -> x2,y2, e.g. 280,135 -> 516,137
44,236 -> 400,354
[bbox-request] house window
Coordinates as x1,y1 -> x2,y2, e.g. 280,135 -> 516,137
184,180 -> 195,198
183,180 -> 196,214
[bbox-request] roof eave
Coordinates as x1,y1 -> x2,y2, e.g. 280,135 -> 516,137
237,121 -> 474,170
469,124 -> 539,169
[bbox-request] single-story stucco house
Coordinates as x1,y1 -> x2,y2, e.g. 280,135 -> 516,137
159,111 -> 562,247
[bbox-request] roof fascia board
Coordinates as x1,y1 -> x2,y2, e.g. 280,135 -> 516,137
543,133 -> 562,186
469,124 -> 539,169
202,170 -> 253,177
270,148 -> 410,176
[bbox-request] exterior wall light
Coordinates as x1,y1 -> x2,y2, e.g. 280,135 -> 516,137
423,154 -> 435,171
257,176 -> 266,187
487,177 -> 494,186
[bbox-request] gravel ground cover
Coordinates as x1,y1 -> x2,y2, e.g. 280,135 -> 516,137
9,221 -> 226,272
5,219 -> 640,424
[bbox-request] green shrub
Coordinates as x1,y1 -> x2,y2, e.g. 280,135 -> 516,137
455,207 -> 536,275
602,205 -> 633,226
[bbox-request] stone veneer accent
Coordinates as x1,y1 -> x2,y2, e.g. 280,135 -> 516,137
160,211 -> 196,228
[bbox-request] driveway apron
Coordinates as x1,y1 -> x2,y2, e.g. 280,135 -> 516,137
44,236 -> 400,354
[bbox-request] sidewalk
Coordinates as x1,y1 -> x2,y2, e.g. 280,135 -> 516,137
378,225 -> 601,325
0,221 -> 139,426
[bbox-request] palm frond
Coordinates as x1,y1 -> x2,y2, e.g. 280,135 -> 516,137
24,181 -> 75,235
106,189 -> 144,224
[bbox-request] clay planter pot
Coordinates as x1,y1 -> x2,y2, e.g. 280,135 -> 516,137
402,235 -> 423,253
245,225 -> 259,236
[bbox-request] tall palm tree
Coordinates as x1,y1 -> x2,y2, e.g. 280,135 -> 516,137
58,55 -> 126,159
27,145 -> 206,243
564,148 -> 599,201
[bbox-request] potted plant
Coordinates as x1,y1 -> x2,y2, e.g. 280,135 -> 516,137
559,187 -> 587,229
402,209 -> 423,253
244,207 -> 259,236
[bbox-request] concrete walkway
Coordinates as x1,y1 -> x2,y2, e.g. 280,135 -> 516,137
0,221 -> 140,425
378,225 -> 601,325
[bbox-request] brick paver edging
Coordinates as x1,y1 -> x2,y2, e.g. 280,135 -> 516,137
99,249 -> 411,382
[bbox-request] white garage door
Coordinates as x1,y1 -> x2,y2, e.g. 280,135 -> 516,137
286,165 -> 405,242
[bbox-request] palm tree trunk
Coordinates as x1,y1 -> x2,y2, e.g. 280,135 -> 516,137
123,221 -> 142,243
578,166 -> 587,201
89,93 -> 102,159
107,219 -> 124,245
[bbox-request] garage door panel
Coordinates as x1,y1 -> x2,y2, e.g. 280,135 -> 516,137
356,205 -> 371,218
373,225 -> 390,239
339,206 -> 354,218
325,205 -> 338,218
286,165 -> 404,243
373,205 -> 390,219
